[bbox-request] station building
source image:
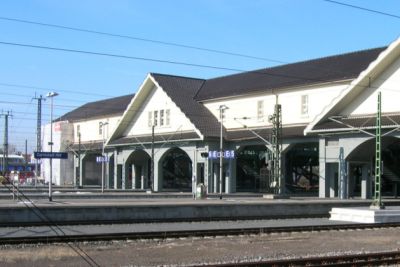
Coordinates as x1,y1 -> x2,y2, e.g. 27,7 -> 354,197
51,38 -> 400,199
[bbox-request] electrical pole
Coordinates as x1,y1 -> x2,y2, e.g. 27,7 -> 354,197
219,105 -> 228,199
25,139 -> 28,171
371,92 -> 384,209
33,94 -> 45,185
269,96 -> 282,194
1,111 -> 12,175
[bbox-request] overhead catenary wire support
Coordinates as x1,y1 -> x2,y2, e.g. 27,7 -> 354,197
1,111 -> 12,174
33,94 -> 45,184
268,97 -> 283,194
371,91 -> 385,209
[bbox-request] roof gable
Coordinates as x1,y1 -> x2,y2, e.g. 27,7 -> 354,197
107,74 -> 222,145
305,37 -> 400,134
151,73 -> 221,138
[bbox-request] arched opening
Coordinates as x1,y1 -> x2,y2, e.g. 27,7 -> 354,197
125,150 -> 151,190
82,153 -> 102,186
285,142 -> 319,195
160,148 -> 192,191
236,145 -> 269,192
347,136 -> 400,197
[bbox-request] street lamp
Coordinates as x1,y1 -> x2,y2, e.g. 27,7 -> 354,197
100,121 -> 109,193
46,91 -> 58,202
219,104 -> 229,200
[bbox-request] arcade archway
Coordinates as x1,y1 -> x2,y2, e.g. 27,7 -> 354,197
82,153 -> 102,186
125,150 -> 151,189
285,143 -> 319,195
236,145 -> 269,192
160,148 -> 192,191
347,136 -> 400,197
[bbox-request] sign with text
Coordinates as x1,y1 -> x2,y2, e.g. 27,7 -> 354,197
96,156 -> 109,163
34,152 -> 68,159
208,150 -> 235,159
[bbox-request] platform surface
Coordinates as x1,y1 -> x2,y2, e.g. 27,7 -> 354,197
330,206 -> 400,223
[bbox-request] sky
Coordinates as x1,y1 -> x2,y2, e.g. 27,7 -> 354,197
0,0 -> 400,153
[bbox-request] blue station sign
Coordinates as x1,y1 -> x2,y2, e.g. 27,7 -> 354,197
34,152 -> 68,159
208,150 -> 235,159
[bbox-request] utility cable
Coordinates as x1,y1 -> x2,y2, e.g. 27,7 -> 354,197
0,40 -> 389,93
0,16 -> 285,64
322,0 -> 400,20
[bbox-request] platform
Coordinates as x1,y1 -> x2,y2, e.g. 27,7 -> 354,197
1,196 -> 400,225
329,206 -> 400,223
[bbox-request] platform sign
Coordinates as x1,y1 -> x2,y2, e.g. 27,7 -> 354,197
208,150 -> 235,159
34,152 -> 68,159
96,156 -> 109,163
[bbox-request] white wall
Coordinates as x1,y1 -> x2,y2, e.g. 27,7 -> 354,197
341,56 -> 400,116
124,85 -> 197,136
203,83 -> 348,129
73,115 -> 121,143
41,121 -> 74,185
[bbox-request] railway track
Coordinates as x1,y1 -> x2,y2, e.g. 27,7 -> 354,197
199,250 -> 400,266
1,221 -> 399,245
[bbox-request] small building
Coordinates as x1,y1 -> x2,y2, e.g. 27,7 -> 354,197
41,94 -> 134,186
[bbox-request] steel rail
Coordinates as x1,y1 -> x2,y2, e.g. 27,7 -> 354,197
0,222 -> 399,245
199,250 -> 400,266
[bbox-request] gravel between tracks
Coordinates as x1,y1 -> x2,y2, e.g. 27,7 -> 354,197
0,227 -> 399,266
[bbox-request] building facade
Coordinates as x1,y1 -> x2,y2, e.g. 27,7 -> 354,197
51,38 -> 400,199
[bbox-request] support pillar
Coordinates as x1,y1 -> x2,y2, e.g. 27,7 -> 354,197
121,161 -> 126,189
141,166 -> 145,190
113,151 -> 118,189
319,138 -> 328,198
361,164 -> 372,199
132,164 -> 136,189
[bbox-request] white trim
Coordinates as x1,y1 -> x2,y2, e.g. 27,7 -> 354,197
304,37 -> 400,136
149,74 -> 205,140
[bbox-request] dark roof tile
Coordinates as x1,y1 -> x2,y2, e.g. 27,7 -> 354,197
151,73 -> 222,138
57,94 -> 134,122
195,47 -> 385,101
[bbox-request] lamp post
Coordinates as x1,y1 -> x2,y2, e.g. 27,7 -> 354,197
46,91 -> 58,202
219,105 -> 228,200
100,121 -> 109,193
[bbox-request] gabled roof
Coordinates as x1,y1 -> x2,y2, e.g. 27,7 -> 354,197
305,37 -> 400,135
57,94 -> 134,122
151,73 -> 222,138
195,47 -> 385,101
107,74 -> 223,146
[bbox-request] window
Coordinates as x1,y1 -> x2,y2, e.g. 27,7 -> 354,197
148,109 -> 170,128
148,111 -> 152,127
257,100 -> 264,121
160,110 -> 164,126
301,95 -> 309,116
154,110 -> 158,126
99,122 -> 103,135
166,109 -> 170,126
77,125 -> 80,136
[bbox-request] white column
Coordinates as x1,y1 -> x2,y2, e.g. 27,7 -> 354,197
132,164 -> 136,189
361,164 -> 371,199
319,138 -> 328,198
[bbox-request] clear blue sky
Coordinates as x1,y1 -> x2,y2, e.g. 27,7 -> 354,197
0,0 -> 399,153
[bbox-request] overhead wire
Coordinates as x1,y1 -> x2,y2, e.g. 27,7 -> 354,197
322,0 -> 400,20
0,16 -> 285,64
